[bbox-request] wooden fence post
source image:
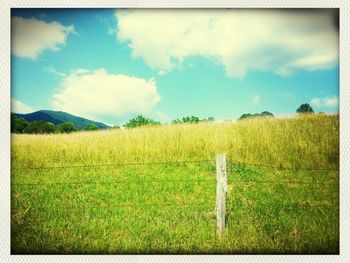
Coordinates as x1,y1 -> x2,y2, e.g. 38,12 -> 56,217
216,153 -> 227,237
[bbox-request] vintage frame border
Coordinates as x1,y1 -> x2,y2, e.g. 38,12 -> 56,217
1,1 -> 349,262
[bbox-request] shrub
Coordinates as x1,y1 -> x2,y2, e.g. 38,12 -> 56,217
123,115 -> 160,128
296,103 -> 314,114
11,114 -> 28,133
23,120 -> 56,134
238,111 -> 274,120
85,124 -> 99,131
56,122 -> 77,133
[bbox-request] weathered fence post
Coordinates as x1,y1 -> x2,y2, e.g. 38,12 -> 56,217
216,153 -> 227,237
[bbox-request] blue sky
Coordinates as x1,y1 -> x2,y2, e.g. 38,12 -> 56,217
11,9 -> 339,126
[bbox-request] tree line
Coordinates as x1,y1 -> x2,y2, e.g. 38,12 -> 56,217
11,103 -> 316,134
123,115 -> 215,128
11,114 -> 99,134
238,103 -> 315,120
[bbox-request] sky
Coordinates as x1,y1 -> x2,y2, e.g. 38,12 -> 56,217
11,8 -> 339,126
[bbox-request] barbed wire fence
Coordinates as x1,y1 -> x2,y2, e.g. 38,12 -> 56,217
12,159 -> 338,171
11,154 -> 339,237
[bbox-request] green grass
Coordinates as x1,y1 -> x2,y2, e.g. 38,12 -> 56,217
11,114 -> 339,254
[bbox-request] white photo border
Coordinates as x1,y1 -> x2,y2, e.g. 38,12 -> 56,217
1,1 -> 349,262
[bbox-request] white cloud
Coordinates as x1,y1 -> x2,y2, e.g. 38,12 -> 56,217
310,97 -> 339,107
12,99 -> 34,113
252,94 -> 260,105
323,97 -> 339,107
51,69 -> 160,119
12,16 -> 75,59
116,9 -> 338,78
46,67 -> 66,77
70,68 -> 90,75
96,14 -> 116,35
310,98 -> 321,106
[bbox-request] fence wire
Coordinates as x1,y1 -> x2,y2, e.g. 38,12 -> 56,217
12,158 -> 338,172
12,158 -> 338,189
11,156 -> 338,226
231,179 -> 338,186
228,160 -> 338,172
13,159 -> 214,171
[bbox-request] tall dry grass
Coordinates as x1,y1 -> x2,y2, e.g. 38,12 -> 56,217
11,114 -> 339,170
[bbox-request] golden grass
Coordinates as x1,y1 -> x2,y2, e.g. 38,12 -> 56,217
12,114 -> 339,170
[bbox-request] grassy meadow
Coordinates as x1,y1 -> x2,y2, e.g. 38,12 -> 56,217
11,114 -> 339,254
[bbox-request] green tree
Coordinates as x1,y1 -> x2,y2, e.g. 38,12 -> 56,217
85,124 -> 99,131
238,111 -> 274,121
260,111 -> 274,118
11,114 -> 28,133
123,115 -> 160,128
171,118 -> 182,124
11,114 -> 16,132
296,103 -> 314,114
23,120 -> 56,134
172,116 -> 214,124
23,120 -> 56,133
40,121 -> 56,133
182,116 -> 200,123
23,121 -> 40,134
238,113 -> 253,120
112,125 -> 120,129
56,122 -> 77,133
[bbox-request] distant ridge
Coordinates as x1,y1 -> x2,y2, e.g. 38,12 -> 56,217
13,110 -> 111,130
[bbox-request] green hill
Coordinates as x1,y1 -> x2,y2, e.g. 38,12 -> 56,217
14,110 -> 110,130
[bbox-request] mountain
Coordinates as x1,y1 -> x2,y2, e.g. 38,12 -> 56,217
14,110 -> 111,130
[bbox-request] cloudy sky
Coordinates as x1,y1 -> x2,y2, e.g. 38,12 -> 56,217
11,8 -> 339,126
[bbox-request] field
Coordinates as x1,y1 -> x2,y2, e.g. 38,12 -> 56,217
11,114 -> 339,254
